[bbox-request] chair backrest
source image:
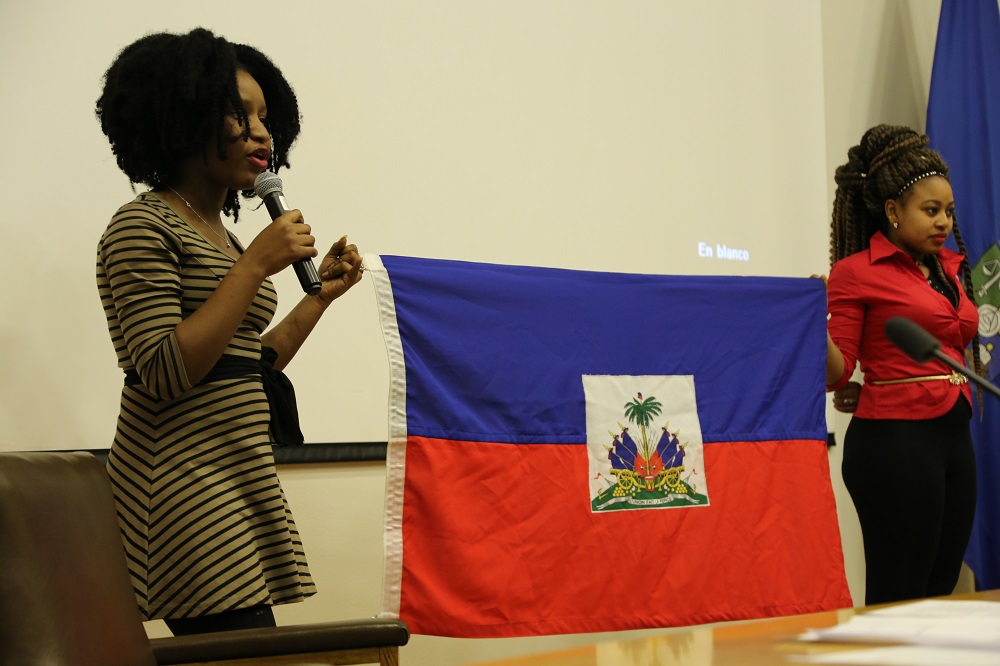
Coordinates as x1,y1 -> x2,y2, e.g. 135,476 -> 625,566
0,451 -> 157,666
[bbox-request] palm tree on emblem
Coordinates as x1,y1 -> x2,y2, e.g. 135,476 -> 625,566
624,392 -> 662,462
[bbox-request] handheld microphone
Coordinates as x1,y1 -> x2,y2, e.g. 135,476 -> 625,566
253,172 -> 322,295
884,316 -> 1000,400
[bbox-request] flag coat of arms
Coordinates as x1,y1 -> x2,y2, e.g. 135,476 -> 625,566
371,254 -> 851,638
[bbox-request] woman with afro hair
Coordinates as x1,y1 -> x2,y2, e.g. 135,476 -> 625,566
95,28 -> 363,634
825,124 -> 979,606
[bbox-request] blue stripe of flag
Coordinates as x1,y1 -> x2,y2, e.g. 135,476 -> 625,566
383,255 -> 827,445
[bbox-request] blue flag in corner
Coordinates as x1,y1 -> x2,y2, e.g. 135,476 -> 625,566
927,0 -> 1000,590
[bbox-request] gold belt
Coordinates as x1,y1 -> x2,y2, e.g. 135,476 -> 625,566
869,372 -> 968,386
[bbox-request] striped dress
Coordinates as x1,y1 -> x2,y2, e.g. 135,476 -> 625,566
96,192 -> 316,621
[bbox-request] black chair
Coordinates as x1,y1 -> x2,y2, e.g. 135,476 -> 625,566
0,451 -> 408,666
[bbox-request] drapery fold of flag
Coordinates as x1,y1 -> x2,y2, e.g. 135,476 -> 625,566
927,0 -> 1000,591
372,254 -> 851,638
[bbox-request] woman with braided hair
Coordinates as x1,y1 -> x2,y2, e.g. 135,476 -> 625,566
95,28 -> 364,633
825,124 -> 979,605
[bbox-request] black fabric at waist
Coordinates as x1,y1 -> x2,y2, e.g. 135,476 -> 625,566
123,347 -> 304,447
124,355 -> 258,387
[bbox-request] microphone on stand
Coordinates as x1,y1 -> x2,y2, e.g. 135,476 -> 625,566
253,172 -> 322,295
884,316 -> 1000,400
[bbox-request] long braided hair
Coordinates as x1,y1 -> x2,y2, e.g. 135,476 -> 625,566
829,124 -> 983,403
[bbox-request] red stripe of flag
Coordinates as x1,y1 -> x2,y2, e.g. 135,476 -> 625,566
398,436 -> 851,637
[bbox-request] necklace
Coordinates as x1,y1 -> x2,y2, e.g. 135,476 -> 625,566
168,187 -> 231,248
919,258 -> 957,303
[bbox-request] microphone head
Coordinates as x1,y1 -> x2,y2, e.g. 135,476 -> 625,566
254,171 -> 283,198
884,316 -> 940,363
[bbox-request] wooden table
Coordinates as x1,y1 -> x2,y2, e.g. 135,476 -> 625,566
462,590 -> 1000,666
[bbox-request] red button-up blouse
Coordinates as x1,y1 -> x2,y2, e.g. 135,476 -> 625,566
826,231 -> 978,420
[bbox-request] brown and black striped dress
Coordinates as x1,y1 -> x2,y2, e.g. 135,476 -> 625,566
96,192 -> 316,621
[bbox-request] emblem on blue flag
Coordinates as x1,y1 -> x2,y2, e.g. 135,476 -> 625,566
972,243 -> 1000,375
584,375 -> 709,512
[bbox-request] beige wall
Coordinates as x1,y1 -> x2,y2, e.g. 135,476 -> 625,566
2,0 -> 831,453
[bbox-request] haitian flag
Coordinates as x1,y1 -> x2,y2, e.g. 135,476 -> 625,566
927,0 -> 1000,590
371,255 -> 851,638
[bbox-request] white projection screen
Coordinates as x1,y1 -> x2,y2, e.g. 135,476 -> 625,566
0,1 -> 830,452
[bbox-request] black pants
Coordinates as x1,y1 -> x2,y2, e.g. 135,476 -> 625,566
164,604 -> 276,636
842,397 -> 977,606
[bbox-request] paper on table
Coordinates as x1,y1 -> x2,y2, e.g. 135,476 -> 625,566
799,616 -> 1000,650
788,645 -> 1000,665
798,600 -> 1000,651
864,600 -> 1000,619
